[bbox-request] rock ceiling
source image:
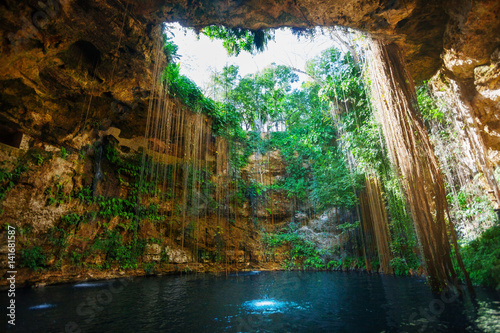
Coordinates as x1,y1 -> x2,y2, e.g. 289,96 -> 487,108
0,0 -> 498,149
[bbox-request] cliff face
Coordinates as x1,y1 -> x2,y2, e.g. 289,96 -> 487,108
0,99 -> 298,286
439,0 -> 500,164
0,0 -> 155,148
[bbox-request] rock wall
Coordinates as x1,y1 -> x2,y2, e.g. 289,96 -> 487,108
0,91 -> 301,286
438,0 -> 500,169
240,149 -> 295,222
0,0 -> 498,156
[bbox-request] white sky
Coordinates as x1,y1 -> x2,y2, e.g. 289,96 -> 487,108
166,23 -> 336,93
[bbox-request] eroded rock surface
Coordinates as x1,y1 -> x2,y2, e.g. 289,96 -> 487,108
0,0 -> 498,153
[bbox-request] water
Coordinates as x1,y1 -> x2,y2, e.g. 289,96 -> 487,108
5,271 -> 500,332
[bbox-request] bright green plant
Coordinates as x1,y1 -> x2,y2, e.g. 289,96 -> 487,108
0,164 -> 28,202
263,232 -> 326,270
60,147 -> 69,159
143,262 -> 157,275
417,84 -> 444,123
61,213 -> 84,226
69,250 -> 83,266
47,226 -> 69,247
457,224 -> 500,288
202,26 -> 273,56
20,246 -> 47,270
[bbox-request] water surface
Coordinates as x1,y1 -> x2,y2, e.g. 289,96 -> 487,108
5,271 -> 500,332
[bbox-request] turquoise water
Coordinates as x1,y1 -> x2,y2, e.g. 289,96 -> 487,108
5,271 -> 500,332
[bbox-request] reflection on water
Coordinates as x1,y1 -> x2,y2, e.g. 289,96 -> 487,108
6,271 -> 500,332
73,282 -> 110,288
476,301 -> 500,333
242,299 -> 309,314
228,271 -> 261,277
28,304 -> 56,311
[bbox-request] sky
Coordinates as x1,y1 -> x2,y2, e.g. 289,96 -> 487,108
166,23 -> 337,93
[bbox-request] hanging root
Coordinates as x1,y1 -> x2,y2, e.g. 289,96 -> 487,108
361,174 -> 393,274
369,39 -> 473,293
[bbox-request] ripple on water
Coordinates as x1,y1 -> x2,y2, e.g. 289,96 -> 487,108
29,304 -> 56,310
73,282 -> 109,288
242,299 -> 310,314
228,271 -> 261,277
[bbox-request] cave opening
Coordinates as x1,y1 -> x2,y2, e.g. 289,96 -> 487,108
136,20 -> 496,294
141,21 -> 464,291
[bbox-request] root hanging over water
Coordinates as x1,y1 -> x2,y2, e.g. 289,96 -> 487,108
360,175 -> 393,274
368,40 -> 472,292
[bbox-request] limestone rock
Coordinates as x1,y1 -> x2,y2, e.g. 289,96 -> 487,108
165,246 -> 192,264
0,0 -> 498,161
143,243 -> 162,262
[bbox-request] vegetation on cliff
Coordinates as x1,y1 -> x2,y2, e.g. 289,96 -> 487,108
1,26 -> 499,291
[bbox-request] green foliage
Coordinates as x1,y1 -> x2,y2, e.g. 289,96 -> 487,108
75,185 -> 93,202
204,48 -> 363,215
214,226 -> 225,263
307,48 -> 389,174
47,226 -> 69,247
69,251 -> 83,266
92,229 -> 146,270
45,180 -> 70,206
143,261 -> 157,275
390,257 -> 416,276
163,29 -> 180,63
263,232 -> 326,270
63,140 -> 169,270
158,42 -> 360,220
0,163 -> 28,202
162,62 -> 221,135
20,246 -> 47,270
163,63 -> 204,109
341,257 -> 353,269
305,45 -> 421,272
60,147 -> 69,159
309,149 -> 360,209
27,148 -> 54,166
162,63 -> 243,140
17,224 -> 33,236
60,213 -> 84,226
327,260 -> 342,270
446,183 -> 497,236
327,257 -> 365,270
337,220 -> 360,232
417,84 -> 444,123
309,46 -> 420,273
383,173 -> 420,273
212,64 -> 299,132
456,224 -> 500,288
79,193 -> 163,223
419,77 -> 497,291
202,26 -> 273,56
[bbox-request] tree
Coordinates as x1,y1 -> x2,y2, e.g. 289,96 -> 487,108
209,63 -> 299,131
208,64 -> 240,102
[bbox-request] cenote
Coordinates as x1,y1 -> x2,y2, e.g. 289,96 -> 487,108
2,1 -> 500,332
9,272 -> 500,332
